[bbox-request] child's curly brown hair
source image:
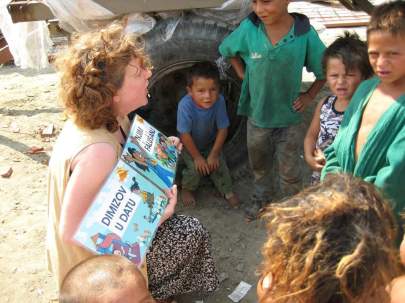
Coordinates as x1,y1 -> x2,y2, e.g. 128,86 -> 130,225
54,22 -> 151,132
259,174 -> 402,303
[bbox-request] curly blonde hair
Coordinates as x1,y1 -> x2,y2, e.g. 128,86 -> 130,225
259,174 -> 402,303
55,22 -> 151,132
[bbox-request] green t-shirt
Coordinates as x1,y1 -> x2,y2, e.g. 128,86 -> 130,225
219,13 -> 325,128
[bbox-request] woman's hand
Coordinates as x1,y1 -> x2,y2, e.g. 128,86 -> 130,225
159,185 -> 178,226
168,136 -> 183,153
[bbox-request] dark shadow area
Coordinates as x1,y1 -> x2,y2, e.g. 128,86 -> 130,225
0,107 -> 62,117
0,134 -> 50,164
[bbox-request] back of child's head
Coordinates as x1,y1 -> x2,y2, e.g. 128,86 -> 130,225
322,32 -> 373,80
60,255 -> 151,303
186,61 -> 220,87
368,0 -> 405,38
259,174 -> 402,303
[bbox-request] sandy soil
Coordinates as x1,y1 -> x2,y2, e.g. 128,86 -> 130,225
0,65 -> 272,303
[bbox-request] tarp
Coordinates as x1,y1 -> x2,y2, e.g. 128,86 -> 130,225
0,0 -> 250,69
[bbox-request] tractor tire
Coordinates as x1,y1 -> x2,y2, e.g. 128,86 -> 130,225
138,15 -> 247,171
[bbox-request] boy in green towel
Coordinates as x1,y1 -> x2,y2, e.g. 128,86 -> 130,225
322,1 -> 405,222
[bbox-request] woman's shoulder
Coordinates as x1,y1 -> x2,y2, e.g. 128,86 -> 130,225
53,119 -> 120,161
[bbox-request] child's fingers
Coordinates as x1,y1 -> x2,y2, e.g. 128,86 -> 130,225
293,101 -> 303,111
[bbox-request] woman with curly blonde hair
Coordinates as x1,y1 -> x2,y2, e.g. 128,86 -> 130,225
257,174 -> 404,303
47,22 -> 218,302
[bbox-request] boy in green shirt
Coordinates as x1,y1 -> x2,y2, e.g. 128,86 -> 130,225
322,1 -> 405,221
219,0 -> 325,219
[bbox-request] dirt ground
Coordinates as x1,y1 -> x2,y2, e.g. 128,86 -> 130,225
0,60 -> 331,303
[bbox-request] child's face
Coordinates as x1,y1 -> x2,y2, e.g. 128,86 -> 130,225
252,0 -> 290,26
326,57 -> 363,101
187,77 -> 220,109
368,31 -> 405,87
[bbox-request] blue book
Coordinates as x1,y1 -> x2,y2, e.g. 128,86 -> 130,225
74,115 -> 178,266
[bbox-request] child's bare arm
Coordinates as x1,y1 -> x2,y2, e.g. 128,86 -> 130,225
180,132 -> 210,176
304,100 -> 325,172
230,56 -> 245,80
207,128 -> 228,171
293,79 -> 326,112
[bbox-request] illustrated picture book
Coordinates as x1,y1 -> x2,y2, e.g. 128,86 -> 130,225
74,115 -> 178,266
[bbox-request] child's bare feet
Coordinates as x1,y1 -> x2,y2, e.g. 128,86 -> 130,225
225,192 -> 240,208
181,189 -> 196,207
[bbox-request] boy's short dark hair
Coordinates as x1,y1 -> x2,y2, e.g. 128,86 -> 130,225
322,31 -> 373,80
186,61 -> 220,87
367,0 -> 405,37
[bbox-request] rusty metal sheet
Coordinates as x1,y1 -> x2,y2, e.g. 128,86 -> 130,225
93,0 -> 226,14
7,0 -> 54,23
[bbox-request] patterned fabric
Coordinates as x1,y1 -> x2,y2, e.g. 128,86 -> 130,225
146,215 -> 219,300
311,95 -> 344,183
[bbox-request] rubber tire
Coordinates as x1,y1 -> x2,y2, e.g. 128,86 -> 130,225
140,14 -> 247,171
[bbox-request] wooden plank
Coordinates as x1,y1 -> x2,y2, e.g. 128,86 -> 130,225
0,33 -> 13,64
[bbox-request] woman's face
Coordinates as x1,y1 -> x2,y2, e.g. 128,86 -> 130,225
113,57 -> 152,116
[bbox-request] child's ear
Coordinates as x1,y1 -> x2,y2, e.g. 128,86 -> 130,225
186,86 -> 192,95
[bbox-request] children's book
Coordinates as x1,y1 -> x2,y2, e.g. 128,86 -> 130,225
74,115 -> 178,266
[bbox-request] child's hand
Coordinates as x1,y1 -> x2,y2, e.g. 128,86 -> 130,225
159,185 -> 177,226
293,92 -> 313,112
194,156 -> 210,176
168,136 -> 183,153
314,148 -> 326,165
207,154 -> 220,172
305,149 -> 325,171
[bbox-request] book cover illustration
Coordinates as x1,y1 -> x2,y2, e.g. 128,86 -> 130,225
74,115 -> 178,266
